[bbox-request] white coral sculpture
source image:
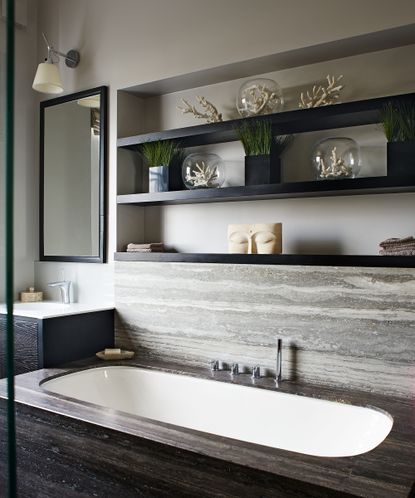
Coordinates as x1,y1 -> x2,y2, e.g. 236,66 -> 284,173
177,96 -> 223,123
319,147 -> 352,179
241,84 -> 279,115
299,75 -> 344,109
185,161 -> 219,188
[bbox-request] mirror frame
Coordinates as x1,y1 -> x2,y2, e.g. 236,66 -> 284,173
39,86 -> 108,263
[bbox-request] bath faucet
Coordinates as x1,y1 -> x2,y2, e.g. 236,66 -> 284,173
251,365 -> 261,379
209,360 -> 219,371
48,280 -> 71,304
230,363 -> 239,376
276,338 -> 282,387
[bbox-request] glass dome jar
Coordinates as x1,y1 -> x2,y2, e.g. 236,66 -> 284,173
312,137 -> 360,180
236,78 -> 284,117
182,153 -> 226,189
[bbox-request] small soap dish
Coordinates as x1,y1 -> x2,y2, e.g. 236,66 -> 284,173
96,348 -> 135,361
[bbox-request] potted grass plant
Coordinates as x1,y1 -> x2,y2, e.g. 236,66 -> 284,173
237,120 -> 292,185
139,140 -> 180,192
381,101 -> 415,176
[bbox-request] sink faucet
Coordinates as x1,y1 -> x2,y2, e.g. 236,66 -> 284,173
276,338 -> 282,387
48,281 -> 71,304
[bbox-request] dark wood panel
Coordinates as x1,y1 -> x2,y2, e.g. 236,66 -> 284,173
0,310 -> 115,378
40,310 -> 115,368
117,92 -> 415,149
0,400 -> 355,498
116,175 -> 415,206
114,252 -> 415,268
0,316 -> 39,378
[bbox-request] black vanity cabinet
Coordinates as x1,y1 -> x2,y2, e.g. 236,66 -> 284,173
0,310 -> 114,378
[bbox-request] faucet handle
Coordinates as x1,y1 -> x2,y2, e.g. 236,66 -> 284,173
230,363 -> 239,376
209,360 -> 219,371
251,365 -> 261,379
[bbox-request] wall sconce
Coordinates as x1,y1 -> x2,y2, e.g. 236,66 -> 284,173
32,33 -> 80,94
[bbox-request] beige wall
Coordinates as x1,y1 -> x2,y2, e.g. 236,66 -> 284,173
33,0 -> 415,302
0,1 -> 38,301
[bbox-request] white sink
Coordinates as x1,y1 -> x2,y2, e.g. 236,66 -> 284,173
0,301 -> 114,319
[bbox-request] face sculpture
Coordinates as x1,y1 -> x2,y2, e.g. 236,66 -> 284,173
228,223 -> 282,254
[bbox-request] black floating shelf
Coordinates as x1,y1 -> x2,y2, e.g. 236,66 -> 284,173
114,252 -> 415,268
117,92 -> 415,149
117,175 -> 415,206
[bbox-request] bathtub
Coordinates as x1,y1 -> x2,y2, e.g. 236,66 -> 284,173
41,366 -> 393,458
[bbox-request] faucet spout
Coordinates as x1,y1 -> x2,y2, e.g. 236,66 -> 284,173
48,280 -> 71,304
275,338 -> 282,388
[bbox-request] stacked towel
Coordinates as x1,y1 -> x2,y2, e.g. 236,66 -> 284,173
126,243 -> 164,253
379,236 -> 415,256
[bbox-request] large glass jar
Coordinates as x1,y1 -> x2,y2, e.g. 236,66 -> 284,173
236,78 -> 284,117
182,153 -> 226,189
312,137 -> 360,180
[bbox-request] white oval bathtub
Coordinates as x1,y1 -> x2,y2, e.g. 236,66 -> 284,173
41,366 -> 393,458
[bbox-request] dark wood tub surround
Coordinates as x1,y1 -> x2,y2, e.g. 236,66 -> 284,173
0,359 -> 414,498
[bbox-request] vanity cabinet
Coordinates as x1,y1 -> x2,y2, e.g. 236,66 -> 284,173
0,310 -> 114,378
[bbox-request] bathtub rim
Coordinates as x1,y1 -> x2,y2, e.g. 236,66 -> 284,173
0,359 -> 413,497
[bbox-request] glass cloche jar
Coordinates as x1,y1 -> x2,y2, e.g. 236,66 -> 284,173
182,153 -> 226,189
312,137 -> 361,180
236,78 -> 284,117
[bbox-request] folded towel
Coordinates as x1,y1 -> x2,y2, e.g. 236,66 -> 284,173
126,248 -> 165,253
380,249 -> 415,256
379,236 -> 415,249
127,242 -> 164,250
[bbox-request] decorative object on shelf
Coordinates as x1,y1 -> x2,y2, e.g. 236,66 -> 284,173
177,96 -> 223,123
228,223 -> 282,254
236,78 -> 284,117
182,153 -> 226,189
138,140 -> 180,192
312,137 -> 360,180
379,236 -> 415,256
299,75 -> 344,109
126,242 -> 164,253
237,120 -> 292,185
96,348 -> 135,361
19,287 -> 43,303
381,101 -> 415,176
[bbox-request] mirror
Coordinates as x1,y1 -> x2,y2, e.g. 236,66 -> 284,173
40,86 -> 107,262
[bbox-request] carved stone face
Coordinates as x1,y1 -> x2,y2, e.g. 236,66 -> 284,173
228,223 -> 282,254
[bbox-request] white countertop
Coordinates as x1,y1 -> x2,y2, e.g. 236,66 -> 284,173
0,301 -> 114,319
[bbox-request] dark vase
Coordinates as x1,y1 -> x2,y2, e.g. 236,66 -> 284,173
244,155 -> 281,186
387,140 -> 415,176
149,165 -> 169,192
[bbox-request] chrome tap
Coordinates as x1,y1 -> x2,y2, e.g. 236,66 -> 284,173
230,363 -> 239,376
48,280 -> 71,304
251,365 -> 261,379
209,360 -> 219,371
276,338 -> 282,387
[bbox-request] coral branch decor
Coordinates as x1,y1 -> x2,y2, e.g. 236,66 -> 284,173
182,153 -> 226,189
319,147 -> 352,179
185,161 -> 219,188
299,75 -> 344,109
312,137 -> 360,180
177,96 -> 223,123
237,78 -> 284,117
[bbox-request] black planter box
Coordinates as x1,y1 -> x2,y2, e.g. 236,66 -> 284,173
387,140 -> 415,176
245,155 -> 281,186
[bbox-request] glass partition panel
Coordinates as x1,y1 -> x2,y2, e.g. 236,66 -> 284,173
1,0 -> 16,496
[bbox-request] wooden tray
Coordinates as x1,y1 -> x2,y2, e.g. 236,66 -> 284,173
96,350 -> 135,361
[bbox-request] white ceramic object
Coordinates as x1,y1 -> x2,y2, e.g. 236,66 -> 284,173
0,301 -> 114,319
42,366 -> 393,458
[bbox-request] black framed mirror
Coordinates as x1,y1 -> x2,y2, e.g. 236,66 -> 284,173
40,86 -> 107,263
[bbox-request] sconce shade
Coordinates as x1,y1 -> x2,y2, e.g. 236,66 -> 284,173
32,62 -> 63,94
